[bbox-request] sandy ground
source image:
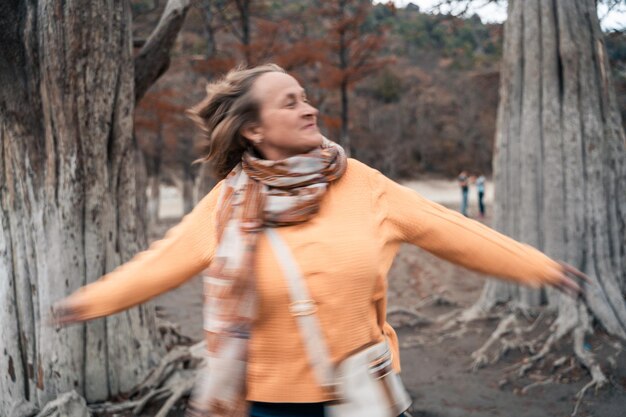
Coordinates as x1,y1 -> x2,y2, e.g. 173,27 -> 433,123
147,180 -> 626,417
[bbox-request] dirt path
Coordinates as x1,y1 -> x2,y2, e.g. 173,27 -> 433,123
151,180 -> 626,417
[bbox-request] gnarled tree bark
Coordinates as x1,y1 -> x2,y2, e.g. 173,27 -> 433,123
0,0 -> 189,414
134,0 -> 191,104
473,0 -> 626,340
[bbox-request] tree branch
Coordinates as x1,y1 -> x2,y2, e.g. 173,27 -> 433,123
134,0 -> 191,105
215,2 -> 244,43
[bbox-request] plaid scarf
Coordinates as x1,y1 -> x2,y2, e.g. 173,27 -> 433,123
187,138 -> 347,417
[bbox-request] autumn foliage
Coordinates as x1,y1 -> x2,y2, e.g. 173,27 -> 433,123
131,0 -> 625,186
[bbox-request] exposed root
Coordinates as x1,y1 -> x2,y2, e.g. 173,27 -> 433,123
438,322 -> 472,342
154,371 -> 197,417
414,293 -> 458,309
387,306 -> 432,327
157,317 -> 194,349
436,309 -> 462,327
470,314 -> 518,371
89,341 -> 206,416
132,387 -> 170,415
571,376 -> 606,417
604,339 -> 623,369
451,297 -> 619,417
520,377 -> 555,394
438,302 -> 499,331
570,322 -> 608,417
35,391 -> 90,417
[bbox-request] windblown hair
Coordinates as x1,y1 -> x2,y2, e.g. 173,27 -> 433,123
188,64 -> 286,179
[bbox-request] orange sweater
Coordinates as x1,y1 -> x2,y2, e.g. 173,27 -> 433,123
63,159 -> 563,402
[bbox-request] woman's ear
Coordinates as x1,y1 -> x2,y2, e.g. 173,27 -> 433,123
241,122 -> 264,145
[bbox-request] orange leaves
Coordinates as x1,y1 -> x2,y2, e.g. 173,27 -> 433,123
135,88 -> 193,160
317,0 -> 390,89
321,114 -> 342,135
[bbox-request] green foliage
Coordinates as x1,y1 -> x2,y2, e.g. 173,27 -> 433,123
391,9 -> 502,69
365,69 -> 404,103
366,3 -> 397,30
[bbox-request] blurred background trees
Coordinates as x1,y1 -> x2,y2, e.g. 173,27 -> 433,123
132,0 -> 624,198
131,0 -> 510,191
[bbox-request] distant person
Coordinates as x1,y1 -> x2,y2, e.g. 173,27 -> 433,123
457,170 -> 469,216
476,173 -> 486,218
53,64 -> 586,417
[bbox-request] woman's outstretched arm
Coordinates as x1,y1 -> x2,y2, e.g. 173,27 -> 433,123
53,182 -> 223,324
378,173 -> 584,294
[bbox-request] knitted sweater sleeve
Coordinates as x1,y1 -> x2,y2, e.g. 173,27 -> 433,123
58,181 -> 223,321
378,173 -> 563,287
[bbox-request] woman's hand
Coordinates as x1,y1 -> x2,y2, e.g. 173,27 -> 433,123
550,261 -> 592,299
49,299 -> 82,326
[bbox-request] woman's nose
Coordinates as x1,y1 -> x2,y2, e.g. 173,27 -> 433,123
302,102 -> 318,118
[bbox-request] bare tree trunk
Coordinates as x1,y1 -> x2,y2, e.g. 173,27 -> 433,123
193,163 -> 217,205
474,0 -> 626,339
147,175 -> 162,226
0,1 -> 166,413
197,0 -> 218,57
181,150 -> 195,215
340,79 -> 351,157
183,177 -> 195,215
239,0 -> 251,64
146,131 -> 164,227
338,2 -> 351,157
134,0 -> 190,103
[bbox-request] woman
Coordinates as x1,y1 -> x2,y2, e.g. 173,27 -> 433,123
54,64 -> 585,417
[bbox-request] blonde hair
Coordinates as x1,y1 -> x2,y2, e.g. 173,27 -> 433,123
188,64 -> 287,179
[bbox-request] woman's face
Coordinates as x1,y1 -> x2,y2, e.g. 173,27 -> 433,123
244,72 -> 322,160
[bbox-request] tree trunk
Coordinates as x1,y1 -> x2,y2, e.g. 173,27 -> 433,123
183,177 -> 195,215
146,131 -> 164,227
474,0 -> 626,339
241,0 -> 251,65
340,79 -> 351,157
198,0 -> 218,57
181,159 -> 195,215
0,1 -> 162,413
193,163 -> 217,205
338,8 -> 350,157
147,174 -> 162,226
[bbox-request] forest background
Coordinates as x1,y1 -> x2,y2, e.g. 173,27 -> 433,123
2,1 -> 625,416
133,0 -> 626,218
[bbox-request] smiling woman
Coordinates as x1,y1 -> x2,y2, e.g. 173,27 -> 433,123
53,64 -> 588,417
241,72 -> 323,160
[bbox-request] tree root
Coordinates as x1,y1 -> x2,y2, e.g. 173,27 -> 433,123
153,371 -> 197,417
35,391 -> 90,417
89,341 -> 207,416
157,317 -> 194,349
570,322 -> 608,417
414,293 -> 458,309
447,298 -> 620,417
387,306 -> 432,327
437,302 -> 499,331
470,314 -> 520,370
520,376 -> 555,394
